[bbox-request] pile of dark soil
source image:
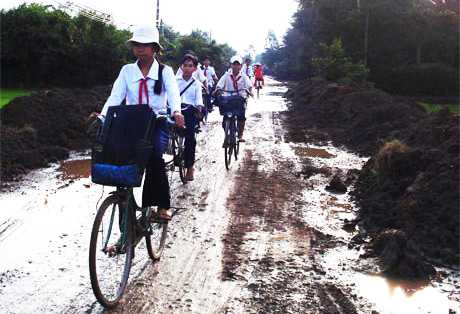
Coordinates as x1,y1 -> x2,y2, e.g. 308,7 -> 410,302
285,81 -> 459,276
1,87 -> 110,183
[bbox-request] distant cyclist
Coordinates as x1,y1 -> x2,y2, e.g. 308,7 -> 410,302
241,58 -> 254,82
202,55 -> 218,112
215,55 -> 253,142
254,62 -> 265,88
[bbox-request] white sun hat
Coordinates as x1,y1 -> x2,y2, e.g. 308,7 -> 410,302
230,55 -> 243,64
126,24 -> 163,49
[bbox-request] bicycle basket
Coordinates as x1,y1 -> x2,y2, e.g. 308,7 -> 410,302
91,105 -> 156,187
218,95 -> 245,116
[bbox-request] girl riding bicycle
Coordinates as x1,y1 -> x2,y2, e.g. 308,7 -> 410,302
215,55 -> 253,142
176,54 -> 204,181
95,24 -> 184,221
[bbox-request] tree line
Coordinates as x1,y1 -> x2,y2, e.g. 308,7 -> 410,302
261,0 -> 459,96
1,4 -> 235,89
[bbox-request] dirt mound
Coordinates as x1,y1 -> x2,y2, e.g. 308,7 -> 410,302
285,81 -> 459,275
1,87 -> 110,182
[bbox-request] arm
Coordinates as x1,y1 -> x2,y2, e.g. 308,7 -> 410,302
195,81 -> 203,110
163,66 -> 185,127
100,66 -> 128,119
244,75 -> 254,97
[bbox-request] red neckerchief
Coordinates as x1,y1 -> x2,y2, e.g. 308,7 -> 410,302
139,78 -> 149,104
204,66 -> 208,77
230,74 -> 241,91
246,66 -> 249,75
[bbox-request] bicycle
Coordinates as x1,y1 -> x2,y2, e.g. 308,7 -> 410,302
201,87 -> 209,122
216,89 -> 249,170
165,121 -> 187,184
164,105 -> 203,184
255,79 -> 263,99
88,109 -> 176,308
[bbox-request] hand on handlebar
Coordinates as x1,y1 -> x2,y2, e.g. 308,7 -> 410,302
172,111 -> 185,128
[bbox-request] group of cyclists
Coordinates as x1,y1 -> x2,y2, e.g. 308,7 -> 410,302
92,24 -> 265,221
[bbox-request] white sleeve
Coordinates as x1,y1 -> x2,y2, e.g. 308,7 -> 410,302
195,81 -> 203,107
101,66 -> 127,117
244,74 -> 252,89
198,68 -> 206,82
163,66 -> 181,114
216,73 -> 227,89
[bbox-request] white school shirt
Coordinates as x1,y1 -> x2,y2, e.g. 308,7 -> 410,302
202,65 -> 216,87
241,64 -> 254,77
101,59 -> 181,117
216,71 -> 252,96
177,76 -> 203,107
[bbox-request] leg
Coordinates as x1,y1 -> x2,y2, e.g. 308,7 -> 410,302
237,104 -> 247,142
183,108 -> 197,180
142,123 -> 171,209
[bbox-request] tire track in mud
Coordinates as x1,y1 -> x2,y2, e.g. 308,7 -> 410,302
221,110 -> 359,313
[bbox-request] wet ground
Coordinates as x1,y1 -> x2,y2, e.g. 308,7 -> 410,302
0,78 -> 459,313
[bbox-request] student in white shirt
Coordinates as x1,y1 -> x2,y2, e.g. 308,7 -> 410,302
176,51 -> 208,92
241,58 -> 254,80
216,55 -> 254,142
176,55 -> 203,181
202,55 -> 218,112
97,24 -> 184,220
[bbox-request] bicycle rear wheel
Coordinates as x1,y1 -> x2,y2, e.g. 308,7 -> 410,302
144,208 -> 169,260
224,119 -> 232,170
89,194 -> 134,308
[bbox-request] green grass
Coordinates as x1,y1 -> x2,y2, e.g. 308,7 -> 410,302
419,102 -> 460,114
1,89 -> 36,108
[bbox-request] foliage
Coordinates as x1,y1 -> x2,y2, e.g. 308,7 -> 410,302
1,89 -> 36,108
265,0 -> 459,96
1,4 -> 235,88
171,29 -> 235,75
419,102 -> 460,114
312,37 -> 369,84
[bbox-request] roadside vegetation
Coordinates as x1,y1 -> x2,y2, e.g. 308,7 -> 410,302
1,89 -> 36,108
261,0 -> 459,98
419,102 -> 460,114
1,4 -> 235,90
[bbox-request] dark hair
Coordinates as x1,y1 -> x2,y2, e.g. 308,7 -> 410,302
203,55 -> 211,61
181,55 -> 198,67
152,43 -> 161,53
184,49 -> 196,56
245,58 -> 250,62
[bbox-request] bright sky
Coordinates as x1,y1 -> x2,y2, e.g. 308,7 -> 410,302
2,0 -> 299,55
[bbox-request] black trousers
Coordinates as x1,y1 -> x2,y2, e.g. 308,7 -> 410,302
142,123 -> 170,209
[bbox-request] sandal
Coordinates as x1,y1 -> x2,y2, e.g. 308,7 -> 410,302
157,208 -> 172,221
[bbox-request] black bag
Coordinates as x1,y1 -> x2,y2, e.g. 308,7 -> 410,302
91,105 -> 156,187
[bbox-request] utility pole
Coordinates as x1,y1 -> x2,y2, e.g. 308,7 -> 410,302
364,9 -> 369,66
156,0 -> 160,29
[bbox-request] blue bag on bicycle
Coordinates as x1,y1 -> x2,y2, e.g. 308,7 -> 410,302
91,105 -> 156,187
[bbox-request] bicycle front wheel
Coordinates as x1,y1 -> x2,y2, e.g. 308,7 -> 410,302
89,194 -> 134,308
224,119 -> 232,170
176,134 -> 187,184
145,209 -> 169,260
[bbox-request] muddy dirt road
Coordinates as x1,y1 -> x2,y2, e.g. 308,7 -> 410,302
1,78 -> 458,313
